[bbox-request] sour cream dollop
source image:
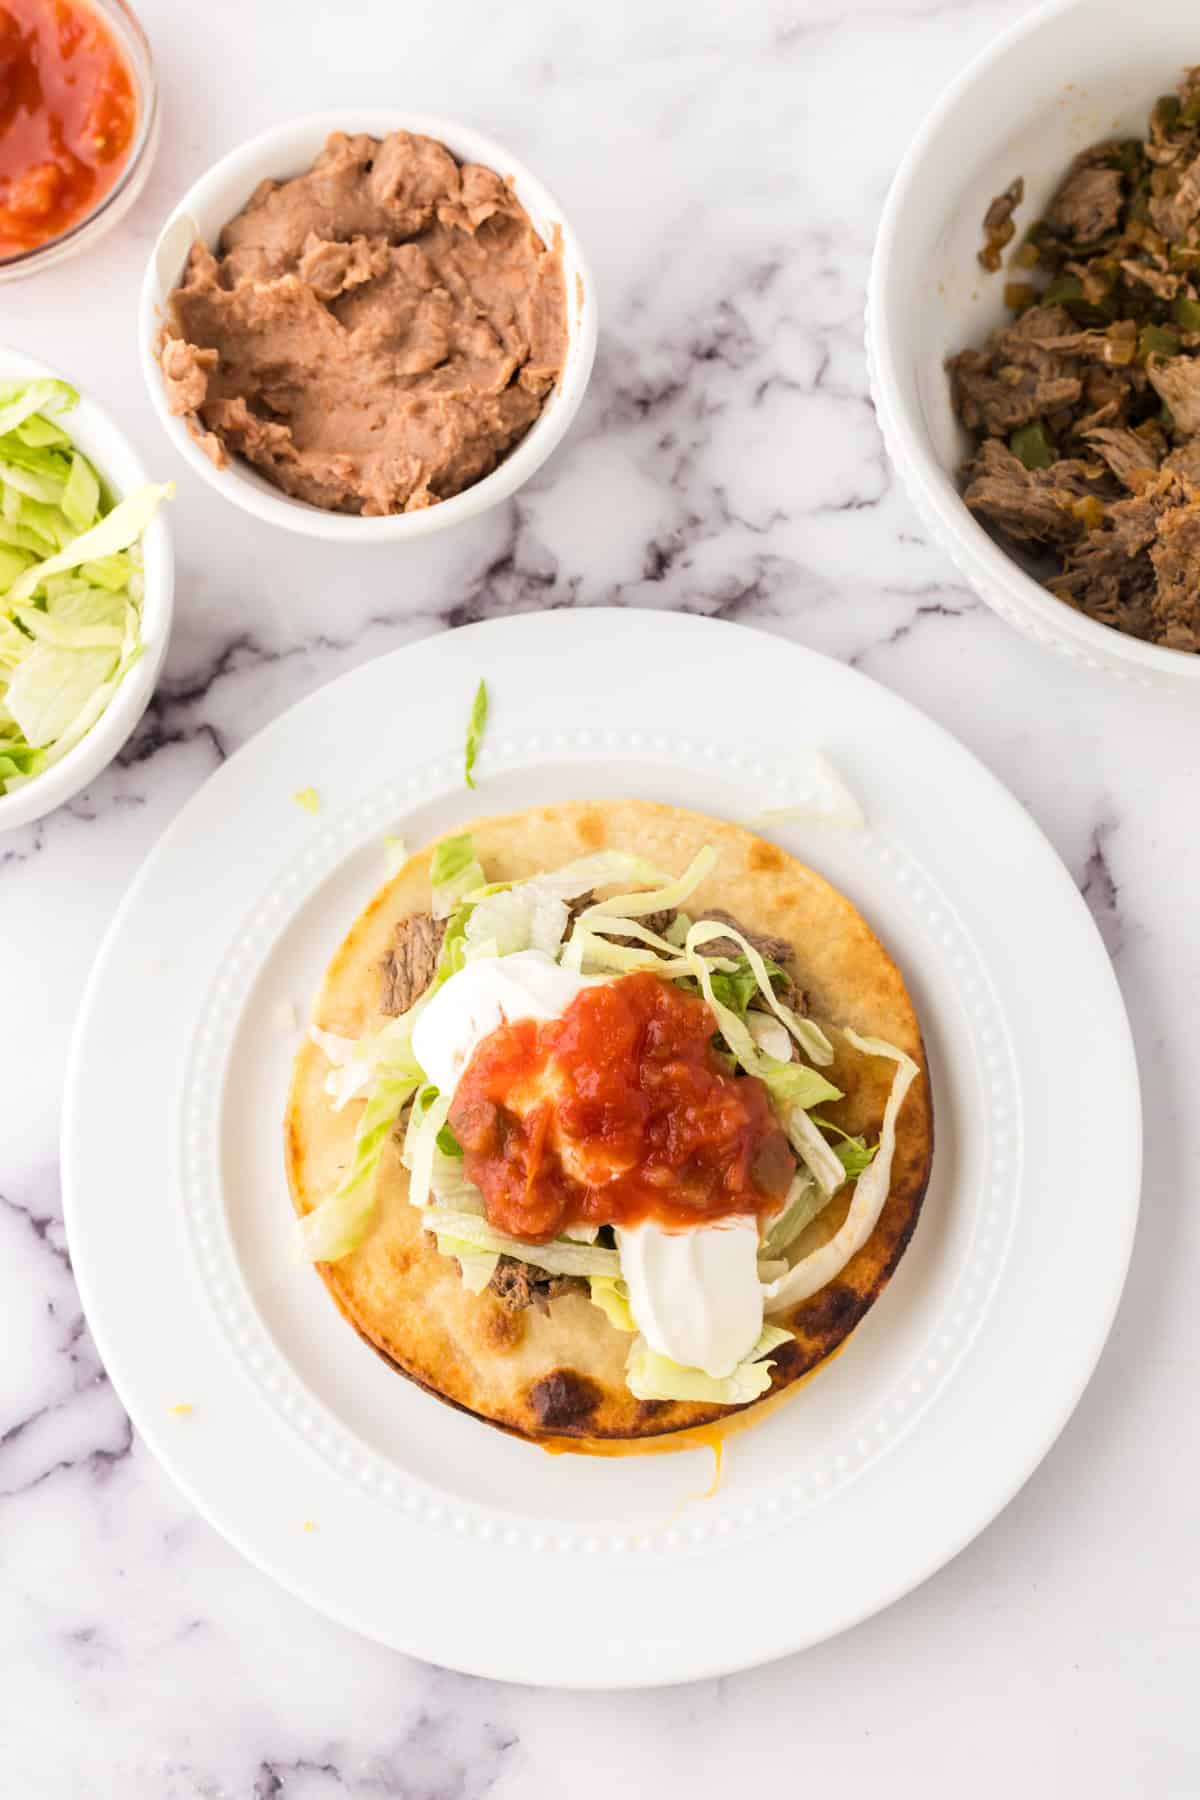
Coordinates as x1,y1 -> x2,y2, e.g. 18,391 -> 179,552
411,949 -> 595,1097
616,1219 -> 763,1378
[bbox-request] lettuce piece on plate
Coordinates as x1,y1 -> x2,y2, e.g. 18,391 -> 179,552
463,677 -> 488,789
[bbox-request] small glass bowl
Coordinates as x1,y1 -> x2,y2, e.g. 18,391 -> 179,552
0,0 -> 160,283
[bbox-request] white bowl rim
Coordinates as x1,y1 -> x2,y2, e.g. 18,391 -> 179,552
138,108 -> 598,543
868,0 -> 1200,683
0,346 -> 174,832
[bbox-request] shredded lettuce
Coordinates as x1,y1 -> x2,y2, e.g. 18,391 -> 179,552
625,1324 -> 793,1405
687,916 -> 833,1067
746,1010 -> 792,1060
563,847 -> 719,975
383,833 -> 408,876
575,845 -> 717,926
435,1121 -> 464,1158
427,1146 -> 485,1210
763,1032 -> 919,1314
430,831 -> 486,920
464,677 -> 488,789
465,883 -> 569,961
404,1086 -> 453,1210
0,408 -> 167,791
296,1059 -> 422,1261
679,920 -> 846,1192
308,1024 -> 372,1111
588,1274 -> 636,1331
760,1059 -> 843,1113
811,1115 -> 878,1177
433,1236 -> 499,1293
464,848 -> 682,967
758,1170 -> 829,1260
6,480 -> 171,606
0,377 -> 77,440
419,1210 -> 621,1277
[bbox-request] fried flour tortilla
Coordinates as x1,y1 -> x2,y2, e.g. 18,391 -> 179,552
284,801 -> 934,1445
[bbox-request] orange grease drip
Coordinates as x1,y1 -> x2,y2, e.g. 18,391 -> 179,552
449,970 -> 792,1242
0,0 -> 136,257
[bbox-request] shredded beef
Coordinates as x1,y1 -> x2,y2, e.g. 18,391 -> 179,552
380,912 -> 444,1015
488,1255 -> 586,1314
1083,427 -> 1160,490
949,63 -> 1200,653
961,440 -> 1101,545
1045,163 -> 1124,242
1148,355 -> 1200,434
695,907 -> 795,967
978,177 -> 1025,271
1149,498 -> 1200,649
564,890 -> 679,946
1150,149 -> 1200,241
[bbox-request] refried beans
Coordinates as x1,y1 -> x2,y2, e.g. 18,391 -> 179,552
157,130 -> 568,515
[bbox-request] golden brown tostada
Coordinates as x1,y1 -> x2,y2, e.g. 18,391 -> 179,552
285,799 -> 933,1446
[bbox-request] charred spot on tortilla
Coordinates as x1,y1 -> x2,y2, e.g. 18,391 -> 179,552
284,799 -> 933,1448
527,1369 -> 604,1430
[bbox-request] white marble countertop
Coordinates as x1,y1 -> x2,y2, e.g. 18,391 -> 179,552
4,0 -> 1195,1791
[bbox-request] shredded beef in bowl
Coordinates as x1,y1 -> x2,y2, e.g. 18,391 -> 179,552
949,65 -> 1200,655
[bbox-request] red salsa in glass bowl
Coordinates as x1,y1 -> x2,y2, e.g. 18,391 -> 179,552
0,0 -> 157,277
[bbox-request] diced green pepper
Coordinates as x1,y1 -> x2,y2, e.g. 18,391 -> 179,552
1009,421 -> 1055,470
1139,322 -> 1181,360
1043,274 -> 1083,307
1172,294 -> 1200,331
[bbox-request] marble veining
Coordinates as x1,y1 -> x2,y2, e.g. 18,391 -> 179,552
2,0 -> 1194,1794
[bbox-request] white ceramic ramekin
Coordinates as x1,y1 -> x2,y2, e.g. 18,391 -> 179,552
138,111 -> 597,543
869,0 -> 1200,689
0,348 -> 173,833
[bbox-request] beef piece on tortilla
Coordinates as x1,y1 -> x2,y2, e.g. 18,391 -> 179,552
697,907 -> 795,966
565,890 -> 678,944
488,1256 -> 587,1314
380,912 -> 444,1015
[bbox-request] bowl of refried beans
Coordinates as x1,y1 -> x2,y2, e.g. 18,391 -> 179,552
139,111 -> 596,540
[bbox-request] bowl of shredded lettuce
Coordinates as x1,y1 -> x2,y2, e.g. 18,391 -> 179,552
0,349 -> 173,830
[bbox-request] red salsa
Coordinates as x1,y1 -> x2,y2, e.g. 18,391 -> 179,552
449,970 -> 794,1242
0,0 -> 137,258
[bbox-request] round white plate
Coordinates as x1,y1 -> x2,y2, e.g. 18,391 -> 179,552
62,609 -> 1140,1687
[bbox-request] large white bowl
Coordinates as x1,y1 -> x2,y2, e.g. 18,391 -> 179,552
869,0 -> 1200,689
0,349 -> 174,833
139,111 -> 598,543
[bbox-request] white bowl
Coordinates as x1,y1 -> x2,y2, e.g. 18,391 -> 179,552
0,348 -> 173,833
869,0 -> 1200,689
139,111 -> 598,542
